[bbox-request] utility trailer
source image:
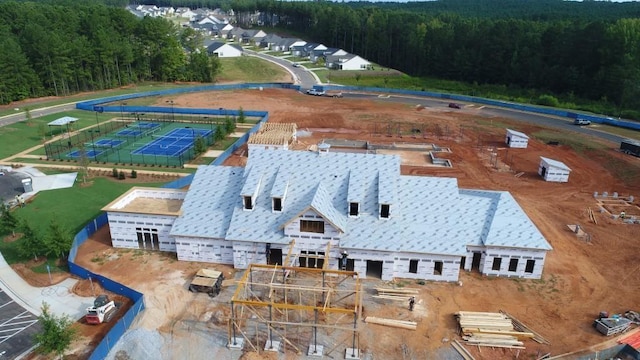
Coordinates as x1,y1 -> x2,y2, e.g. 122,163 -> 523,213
189,268 -> 224,297
594,317 -> 632,336
620,139 -> 640,157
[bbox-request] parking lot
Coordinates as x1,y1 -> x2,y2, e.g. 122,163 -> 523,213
0,289 -> 41,359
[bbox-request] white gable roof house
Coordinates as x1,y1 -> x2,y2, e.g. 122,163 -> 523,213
326,54 -> 371,71
104,146 -> 552,282
207,42 -> 243,58
505,129 -> 529,148
538,157 -> 571,182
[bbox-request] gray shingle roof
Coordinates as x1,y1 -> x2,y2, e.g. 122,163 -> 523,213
173,149 -> 551,254
170,166 -> 244,238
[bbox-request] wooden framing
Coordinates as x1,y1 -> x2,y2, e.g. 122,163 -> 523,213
248,122 -> 297,147
229,263 -> 362,355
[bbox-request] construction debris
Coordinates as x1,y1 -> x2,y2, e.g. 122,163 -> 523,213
364,317 -> 417,330
451,339 -> 476,360
588,207 -> 598,225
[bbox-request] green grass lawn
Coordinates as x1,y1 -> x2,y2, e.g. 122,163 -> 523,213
0,82 -> 187,118
0,177 -> 165,265
217,57 -> 289,83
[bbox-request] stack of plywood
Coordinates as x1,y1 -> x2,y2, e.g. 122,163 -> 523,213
373,287 -> 419,302
455,311 -> 534,349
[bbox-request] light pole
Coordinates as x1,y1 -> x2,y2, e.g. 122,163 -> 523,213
166,100 -> 175,121
120,102 -> 126,120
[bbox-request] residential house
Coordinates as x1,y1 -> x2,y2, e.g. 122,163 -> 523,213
207,42 -> 243,57
260,34 -> 283,49
325,54 -> 371,70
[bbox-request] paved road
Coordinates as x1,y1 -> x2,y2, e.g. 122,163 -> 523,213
0,103 -> 76,128
244,50 -> 318,89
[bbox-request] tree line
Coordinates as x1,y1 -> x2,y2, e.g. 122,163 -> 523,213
245,0 -> 640,115
0,1 -> 220,104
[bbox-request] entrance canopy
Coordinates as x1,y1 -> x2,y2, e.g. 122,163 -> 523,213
47,116 -> 78,126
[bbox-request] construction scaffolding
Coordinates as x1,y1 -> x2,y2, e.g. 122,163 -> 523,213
228,263 -> 362,358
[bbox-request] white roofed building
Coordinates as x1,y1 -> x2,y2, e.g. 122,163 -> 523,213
103,146 -> 552,282
538,157 -> 571,182
505,129 -> 529,148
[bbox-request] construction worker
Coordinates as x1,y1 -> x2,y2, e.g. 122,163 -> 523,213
340,251 -> 349,271
409,296 -> 416,311
620,211 -> 626,219
19,196 -> 25,207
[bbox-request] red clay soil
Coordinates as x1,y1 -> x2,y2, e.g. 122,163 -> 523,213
71,88 -> 640,359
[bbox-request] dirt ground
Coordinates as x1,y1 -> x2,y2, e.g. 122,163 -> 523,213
73,88 -> 640,359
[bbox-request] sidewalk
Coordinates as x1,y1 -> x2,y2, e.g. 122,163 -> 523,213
0,252 -> 93,319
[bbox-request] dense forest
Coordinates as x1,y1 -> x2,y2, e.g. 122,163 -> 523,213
0,1 -> 219,104
3,0 -> 640,115
238,0 -> 640,114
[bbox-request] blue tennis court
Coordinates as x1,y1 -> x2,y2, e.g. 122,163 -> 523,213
93,139 -> 124,148
131,128 -> 212,157
116,129 -> 143,137
67,149 -> 105,158
137,122 -> 160,129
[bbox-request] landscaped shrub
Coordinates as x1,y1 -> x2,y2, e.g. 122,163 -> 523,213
118,171 -> 125,180
130,170 -> 137,179
112,168 -> 118,178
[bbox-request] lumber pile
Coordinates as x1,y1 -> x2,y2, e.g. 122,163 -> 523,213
373,287 -> 418,301
364,316 -> 417,330
455,311 -> 533,349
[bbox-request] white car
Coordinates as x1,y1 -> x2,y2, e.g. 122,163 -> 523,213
306,89 -> 325,96
292,62 -> 300,68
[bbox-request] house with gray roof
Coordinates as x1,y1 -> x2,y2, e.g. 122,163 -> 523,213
103,147 -> 552,282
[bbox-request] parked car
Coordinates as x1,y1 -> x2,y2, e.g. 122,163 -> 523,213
292,62 -> 300,67
306,89 -> 326,96
448,103 -> 461,109
574,118 -> 591,125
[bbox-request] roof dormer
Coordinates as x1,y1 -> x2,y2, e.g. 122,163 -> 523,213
347,170 -> 365,218
270,167 -> 289,213
240,167 -> 263,211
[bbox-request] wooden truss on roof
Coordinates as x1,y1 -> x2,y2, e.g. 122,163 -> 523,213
228,263 -> 362,356
248,122 -> 297,146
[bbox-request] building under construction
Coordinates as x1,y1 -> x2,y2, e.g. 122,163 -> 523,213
228,263 -> 362,358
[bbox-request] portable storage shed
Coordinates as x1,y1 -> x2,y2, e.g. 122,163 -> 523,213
505,129 -> 529,148
620,139 -> 640,157
538,157 -> 571,182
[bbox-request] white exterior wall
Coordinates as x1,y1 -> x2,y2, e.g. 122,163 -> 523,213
392,252 -> 460,282
174,236 -> 233,264
248,143 -> 287,156
285,235 -> 341,269
340,56 -> 370,71
538,161 -> 570,182
481,247 -> 546,279
505,134 -> 528,148
106,212 -> 177,252
212,44 -> 242,58
463,246 -> 487,272
233,241 -> 268,268
346,249 -> 395,281
283,210 -> 342,239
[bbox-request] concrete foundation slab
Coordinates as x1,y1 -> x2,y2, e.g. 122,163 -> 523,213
307,344 -> 324,357
264,340 -> 281,352
345,348 -> 360,359
228,337 -> 244,349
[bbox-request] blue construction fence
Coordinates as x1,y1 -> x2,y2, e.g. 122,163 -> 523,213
67,84 -> 277,358
67,213 -> 145,360
322,85 -> 640,132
